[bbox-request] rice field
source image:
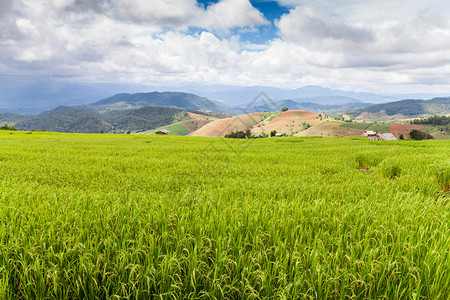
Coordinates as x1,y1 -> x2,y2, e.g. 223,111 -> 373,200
0,130 -> 449,299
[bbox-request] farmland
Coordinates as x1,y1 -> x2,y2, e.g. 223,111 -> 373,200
0,131 -> 449,299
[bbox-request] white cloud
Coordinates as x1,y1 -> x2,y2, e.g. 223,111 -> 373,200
2,0 -> 450,95
276,6 -> 374,48
111,0 -> 266,31
198,0 -> 268,32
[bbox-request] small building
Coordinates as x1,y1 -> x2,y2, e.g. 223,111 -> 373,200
274,133 -> 283,137
363,130 -> 377,137
155,130 -> 169,135
377,133 -> 397,140
367,132 -> 397,141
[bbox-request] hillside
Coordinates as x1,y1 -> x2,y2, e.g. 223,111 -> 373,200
11,105 -> 223,134
189,110 -> 324,137
352,97 -> 450,121
91,91 -> 225,113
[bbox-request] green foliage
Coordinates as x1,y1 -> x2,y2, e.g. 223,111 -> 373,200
224,130 -> 252,139
434,164 -> 450,192
355,153 -> 382,169
378,160 -> 402,179
0,124 -> 16,130
0,132 -> 449,298
340,122 -> 390,133
281,107 -> 288,112
12,105 -> 219,134
409,129 -> 434,140
270,130 -> 277,137
399,134 -> 405,140
411,115 -> 450,126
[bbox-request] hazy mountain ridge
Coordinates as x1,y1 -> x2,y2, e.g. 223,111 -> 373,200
354,97 -> 450,116
4,80 -> 449,114
1,91 -> 449,134
90,91 -> 224,112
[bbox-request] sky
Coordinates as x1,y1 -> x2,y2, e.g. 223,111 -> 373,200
2,0 -> 450,94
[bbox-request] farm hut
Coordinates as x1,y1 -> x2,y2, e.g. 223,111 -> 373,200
363,130 -> 377,137
155,130 -> 169,135
275,133 -> 283,137
368,133 -> 397,141
377,133 -> 397,140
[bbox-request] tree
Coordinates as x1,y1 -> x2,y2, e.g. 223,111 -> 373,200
0,124 -> 16,131
281,107 -> 288,112
270,130 -> 277,137
409,129 -> 434,140
399,134 -> 404,140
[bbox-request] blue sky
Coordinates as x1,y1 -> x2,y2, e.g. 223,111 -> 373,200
2,0 -> 450,96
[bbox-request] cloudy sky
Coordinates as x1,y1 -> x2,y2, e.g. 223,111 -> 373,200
2,0 -> 450,94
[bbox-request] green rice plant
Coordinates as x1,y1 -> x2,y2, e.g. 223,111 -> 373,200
434,164 -> 450,192
377,160 -> 402,179
0,131 -> 448,298
355,153 -> 382,169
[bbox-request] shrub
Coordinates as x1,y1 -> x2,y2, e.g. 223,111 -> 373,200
225,131 -> 247,138
399,134 -> 404,140
409,129 -> 434,140
0,124 -> 16,131
270,130 -> 277,137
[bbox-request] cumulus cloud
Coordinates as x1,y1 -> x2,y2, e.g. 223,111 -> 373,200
198,0 -> 268,32
111,0 -> 266,31
2,0 -> 450,95
276,6 -> 374,47
276,6 -> 450,69
112,0 -> 202,27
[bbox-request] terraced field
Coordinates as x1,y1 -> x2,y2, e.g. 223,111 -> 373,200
0,130 -> 449,298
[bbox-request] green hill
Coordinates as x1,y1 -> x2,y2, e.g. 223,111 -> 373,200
357,97 -> 450,116
13,105 -> 188,133
91,91 -> 223,112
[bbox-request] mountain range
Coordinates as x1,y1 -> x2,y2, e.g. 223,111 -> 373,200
0,91 -> 449,135
3,78 -> 450,114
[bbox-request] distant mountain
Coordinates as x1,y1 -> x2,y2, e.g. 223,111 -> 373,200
90,91 -> 225,112
355,97 -> 450,117
2,78 -> 450,114
183,85 -> 392,106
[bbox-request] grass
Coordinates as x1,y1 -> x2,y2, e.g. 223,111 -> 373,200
0,130 -> 449,298
147,120 -> 191,135
340,122 -> 390,133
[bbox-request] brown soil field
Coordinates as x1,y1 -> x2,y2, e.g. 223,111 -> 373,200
252,110 -> 320,136
295,121 -> 365,137
182,119 -> 211,132
188,112 -> 265,137
389,123 -> 428,139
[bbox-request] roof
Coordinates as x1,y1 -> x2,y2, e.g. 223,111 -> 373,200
156,129 -> 169,134
364,130 -> 377,135
378,133 -> 397,140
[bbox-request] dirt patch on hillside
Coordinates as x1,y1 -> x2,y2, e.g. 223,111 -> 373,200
188,112 -> 265,137
295,121 -> 365,137
252,110 -> 320,136
183,119 -> 211,132
187,112 -> 209,120
389,123 -> 428,139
